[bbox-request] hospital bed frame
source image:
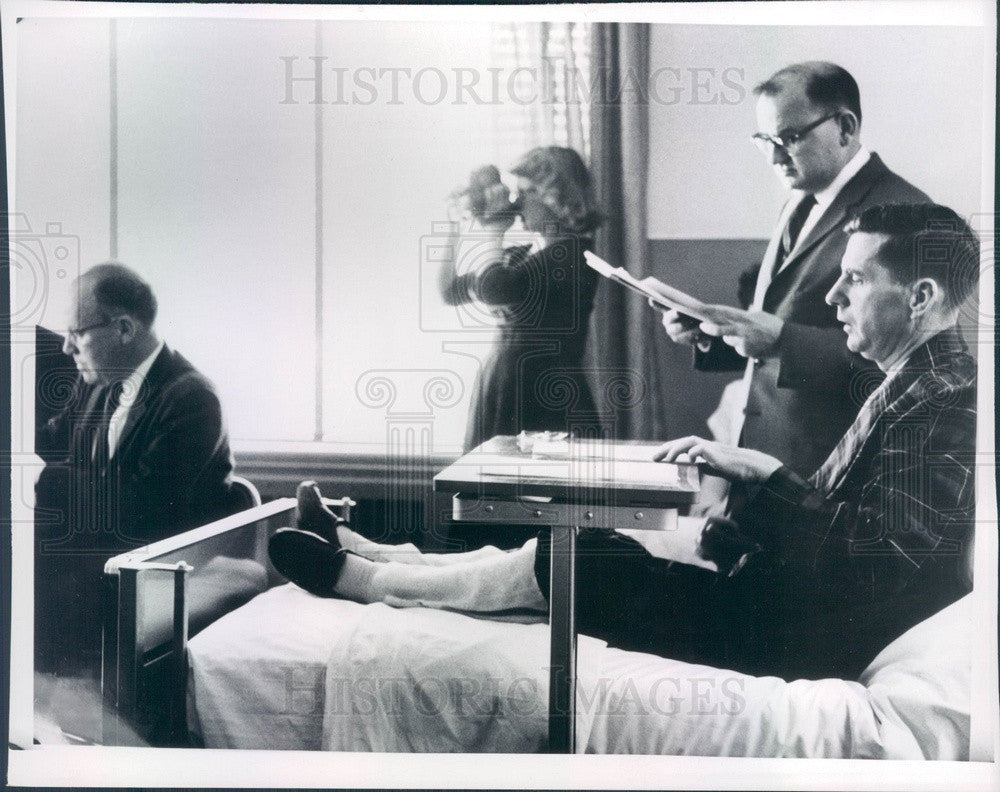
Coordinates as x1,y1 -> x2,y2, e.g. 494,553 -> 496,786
100,497 -> 354,746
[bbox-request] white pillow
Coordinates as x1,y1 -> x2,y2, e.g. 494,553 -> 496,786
857,594 -> 971,760
585,595 -> 971,758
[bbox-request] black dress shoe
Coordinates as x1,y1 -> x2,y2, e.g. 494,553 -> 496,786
268,528 -> 346,597
294,480 -> 348,545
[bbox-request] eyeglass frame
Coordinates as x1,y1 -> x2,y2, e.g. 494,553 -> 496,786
64,316 -> 121,342
751,112 -> 841,152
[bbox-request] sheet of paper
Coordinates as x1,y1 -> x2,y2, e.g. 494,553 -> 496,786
583,250 -> 713,321
452,454 -> 695,489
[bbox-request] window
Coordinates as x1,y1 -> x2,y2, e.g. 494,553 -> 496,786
15,18 -> 592,453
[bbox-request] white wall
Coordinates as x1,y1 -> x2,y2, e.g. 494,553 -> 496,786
14,18 -> 111,329
647,24 -> 987,239
14,17 -> 504,448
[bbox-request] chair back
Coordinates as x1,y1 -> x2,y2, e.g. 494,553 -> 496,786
229,475 -> 262,511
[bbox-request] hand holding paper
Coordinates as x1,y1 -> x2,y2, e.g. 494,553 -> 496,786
696,305 -> 784,359
584,251 -> 784,359
658,307 -> 712,351
583,251 -> 711,321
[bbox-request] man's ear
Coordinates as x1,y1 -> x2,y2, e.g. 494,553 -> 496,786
837,111 -> 859,144
116,314 -> 139,344
909,277 -> 940,317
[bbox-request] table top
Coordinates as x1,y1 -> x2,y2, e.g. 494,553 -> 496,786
433,436 -> 700,505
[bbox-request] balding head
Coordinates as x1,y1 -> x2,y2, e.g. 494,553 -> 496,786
754,62 -> 862,124
752,62 -> 863,193
79,262 -> 158,328
64,263 -> 160,385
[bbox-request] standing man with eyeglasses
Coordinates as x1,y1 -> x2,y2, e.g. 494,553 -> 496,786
659,61 -> 930,482
34,262 -> 236,676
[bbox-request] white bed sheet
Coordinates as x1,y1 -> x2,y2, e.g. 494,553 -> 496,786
586,590 -> 971,758
187,584 -> 364,750
186,583 -> 609,751
188,585 -> 971,758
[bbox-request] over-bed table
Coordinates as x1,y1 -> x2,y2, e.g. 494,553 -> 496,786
433,435 -> 701,752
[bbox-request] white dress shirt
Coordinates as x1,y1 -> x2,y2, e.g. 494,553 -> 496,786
108,340 -> 164,459
782,147 -> 871,271
695,149 -> 875,518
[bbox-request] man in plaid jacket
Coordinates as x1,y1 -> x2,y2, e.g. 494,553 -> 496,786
271,203 -> 979,680
654,202 -> 978,678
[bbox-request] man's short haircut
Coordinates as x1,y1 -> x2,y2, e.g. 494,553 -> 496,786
845,203 -> 980,308
754,61 -> 862,124
82,262 -> 158,327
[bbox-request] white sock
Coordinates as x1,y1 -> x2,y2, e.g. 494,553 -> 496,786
334,552 -> 378,602
336,524 -> 506,566
334,538 -> 546,613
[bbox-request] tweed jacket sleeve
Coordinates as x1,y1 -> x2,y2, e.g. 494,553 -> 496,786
743,333 -> 977,592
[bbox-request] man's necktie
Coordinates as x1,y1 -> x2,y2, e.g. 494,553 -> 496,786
809,373 -> 893,495
773,193 -> 817,273
92,380 -> 124,462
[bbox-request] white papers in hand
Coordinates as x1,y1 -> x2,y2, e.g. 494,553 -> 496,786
583,250 -> 711,321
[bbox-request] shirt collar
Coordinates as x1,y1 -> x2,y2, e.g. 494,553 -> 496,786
121,340 -> 164,401
812,147 -> 871,210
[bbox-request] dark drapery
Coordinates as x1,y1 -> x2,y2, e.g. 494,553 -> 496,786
586,23 -> 669,440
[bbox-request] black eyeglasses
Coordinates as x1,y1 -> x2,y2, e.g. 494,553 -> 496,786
65,317 -> 118,342
752,112 -> 840,152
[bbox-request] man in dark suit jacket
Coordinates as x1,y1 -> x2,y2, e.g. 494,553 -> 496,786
34,262 -> 236,674
661,62 -> 930,479
271,203 -> 978,682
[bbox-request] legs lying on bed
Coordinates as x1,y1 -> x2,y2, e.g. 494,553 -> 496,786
296,480 -> 507,565
338,527 -> 507,567
269,529 -> 547,612
270,481 -> 547,611
273,482 -> 725,663
338,538 -> 547,612
534,527 -> 724,661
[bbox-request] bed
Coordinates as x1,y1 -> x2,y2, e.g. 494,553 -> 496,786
102,500 -> 973,758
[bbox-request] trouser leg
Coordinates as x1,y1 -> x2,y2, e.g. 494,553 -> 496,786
532,527 -> 726,663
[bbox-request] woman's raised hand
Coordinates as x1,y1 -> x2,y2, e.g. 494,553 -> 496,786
479,183 -> 517,232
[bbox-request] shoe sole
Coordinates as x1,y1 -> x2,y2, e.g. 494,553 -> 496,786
268,527 -> 344,597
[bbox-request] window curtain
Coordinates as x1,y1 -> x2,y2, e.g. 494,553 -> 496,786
585,22 -> 667,440
490,22 -> 591,162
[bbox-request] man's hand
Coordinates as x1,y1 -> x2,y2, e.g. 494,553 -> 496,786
697,305 -> 784,359
653,435 -> 783,483
653,306 -> 713,352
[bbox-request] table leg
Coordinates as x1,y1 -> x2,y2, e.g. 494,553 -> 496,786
547,524 -> 577,753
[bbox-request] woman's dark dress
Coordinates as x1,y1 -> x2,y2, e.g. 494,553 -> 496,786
449,237 -> 600,451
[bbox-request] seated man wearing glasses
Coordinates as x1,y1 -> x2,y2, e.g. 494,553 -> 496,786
34,262 -> 236,675
659,61 -> 930,483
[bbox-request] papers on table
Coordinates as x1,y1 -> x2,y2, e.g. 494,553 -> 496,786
438,436 -> 701,502
454,452 -> 698,490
